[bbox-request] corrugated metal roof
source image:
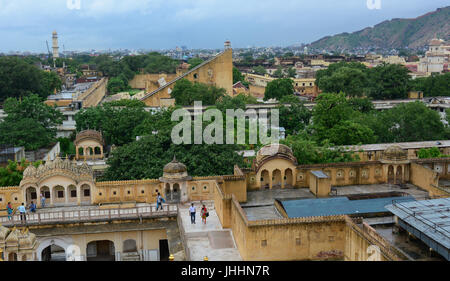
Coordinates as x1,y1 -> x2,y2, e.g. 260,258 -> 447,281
281,196 -> 415,218
385,198 -> 450,250
310,170 -> 329,179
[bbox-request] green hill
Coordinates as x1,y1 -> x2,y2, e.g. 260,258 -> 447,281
309,6 -> 449,51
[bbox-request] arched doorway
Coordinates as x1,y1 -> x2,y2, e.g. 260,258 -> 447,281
87,240 -> 115,261
172,183 -> 181,203
68,185 -> 77,204
396,166 -> 403,185
164,183 -> 171,201
25,186 -> 37,206
272,169 -> 282,189
41,245 -> 66,261
8,252 -> 17,261
53,185 -> 65,205
284,169 -> 293,188
40,186 -> 50,207
388,166 -> 395,185
261,170 -> 270,190
81,184 -> 91,204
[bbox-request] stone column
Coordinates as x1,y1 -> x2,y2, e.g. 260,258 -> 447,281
281,170 -> 285,189
49,187 -> 54,206
65,186 -> 69,204
100,146 -> 104,159
269,171 -> 273,189
77,185 -> 81,206
76,146 -> 79,160
37,187 -> 41,208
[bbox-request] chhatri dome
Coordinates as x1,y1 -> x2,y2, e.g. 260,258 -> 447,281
382,145 -> 408,162
159,156 -> 192,182
256,143 -> 297,165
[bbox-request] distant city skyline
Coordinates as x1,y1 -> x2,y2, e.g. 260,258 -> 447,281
0,0 -> 448,52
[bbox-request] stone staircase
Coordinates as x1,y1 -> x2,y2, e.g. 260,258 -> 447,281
121,252 -> 141,261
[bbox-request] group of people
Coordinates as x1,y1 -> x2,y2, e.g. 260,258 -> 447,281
6,201 -> 37,224
155,193 -> 209,224
189,203 -> 208,225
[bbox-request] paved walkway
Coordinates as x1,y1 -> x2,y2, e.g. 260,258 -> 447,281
178,201 -> 242,261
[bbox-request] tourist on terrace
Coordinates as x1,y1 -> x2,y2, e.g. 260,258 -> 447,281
156,193 -> 165,211
18,203 -> 27,224
201,205 -> 208,224
189,203 -> 196,224
7,202 -> 13,221
29,201 -> 37,213
41,192 -> 46,208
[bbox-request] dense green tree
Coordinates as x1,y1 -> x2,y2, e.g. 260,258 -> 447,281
347,97 -> 375,113
0,56 -> 62,102
233,67 -> 249,88
410,73 -> 450,97
252,65 -> 267,75
367,63 -> 411,100
188,58 -> 204,69
278,97 -> 312,135
0,160 -> 42,187
368,101 -> 446,143
74,102 -> 148,146
273,66 -> 284,78
281,135 -> 359,165
0,94 -> 63,150
264,78 -> 294,101
170,79 -> 226,106
107,77 -> 129,94
317,67 -> 368,97
417,147 -> 443,159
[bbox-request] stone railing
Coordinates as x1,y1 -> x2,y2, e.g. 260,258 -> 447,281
0,204 -> 178,227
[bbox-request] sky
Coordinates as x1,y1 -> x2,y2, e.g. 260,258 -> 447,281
0,0 -> 448,52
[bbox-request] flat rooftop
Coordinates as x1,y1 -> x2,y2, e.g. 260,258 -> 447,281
280,196 -> 415,218
243,184 -> 429,221
386,198 -> 450,260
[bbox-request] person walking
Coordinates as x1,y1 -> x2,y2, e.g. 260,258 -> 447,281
189,203 -> 196,224
201,204 -> 208,225
156,193 -> 165,211
18,203 -> 27,225
40,192 -> 46,208
7,202 -> 13,221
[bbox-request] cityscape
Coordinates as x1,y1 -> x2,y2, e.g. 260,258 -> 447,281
0,0 -> 449,272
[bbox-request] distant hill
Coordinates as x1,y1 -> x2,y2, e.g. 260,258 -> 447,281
308,7 -> 449,51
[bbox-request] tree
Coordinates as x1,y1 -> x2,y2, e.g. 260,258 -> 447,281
368,101 -> 446,143
252,66 -> 267,75
188,58 -> 204,70
264,78 -> 294,101
317,67 -> 368,97
281,135 -> 359,165
75,102 -> 148,146
273,66 -> 284,78
287,67 -> 297,78
107,77 -> 128,94
102,110 -> 246,181
0,160 -> 42,187
410,73 -> 450,97
170,79 -> 226,106
0,94 -> 63,150
417,147 -> 442,159
310,93 -> 374,145
233,67 -> 249,88
0,56 -> 62,102
367,63 -> 411,100
278,97 -> 312,135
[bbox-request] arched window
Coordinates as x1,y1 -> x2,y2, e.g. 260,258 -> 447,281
123,239 -> 137,253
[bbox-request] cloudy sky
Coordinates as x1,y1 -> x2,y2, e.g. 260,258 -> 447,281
0,0 -> 447,52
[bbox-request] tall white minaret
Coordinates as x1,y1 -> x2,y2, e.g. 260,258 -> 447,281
52,31 -> 59,59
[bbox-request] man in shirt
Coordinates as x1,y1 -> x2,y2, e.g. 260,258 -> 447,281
18,203 -> 27,224
189,203 -> 196,224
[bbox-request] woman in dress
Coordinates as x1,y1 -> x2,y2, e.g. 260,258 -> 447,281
201,204 -> 208,224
